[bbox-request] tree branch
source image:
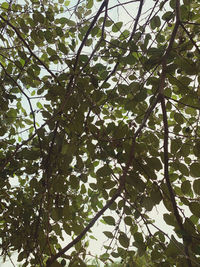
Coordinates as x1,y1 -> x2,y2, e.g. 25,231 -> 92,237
102,0 -> 144,86
78,0 -> 109,74
160,95 -> 192,267
0,15 -> 60,84
46,80 -> 160,267
158,1 -> 192,265
180,23 -> 200,54
73,0 -> 108,71
46,188 -> 121,266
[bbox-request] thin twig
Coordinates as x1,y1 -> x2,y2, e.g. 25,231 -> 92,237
0,15 -> 60,84
73,0 -> 108,71
102,0 -> 144,86
180,22 -> 200,54
78,0 -> 109,74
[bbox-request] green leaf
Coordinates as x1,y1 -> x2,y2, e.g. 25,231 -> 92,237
47,47 -> 56,56
59,17 -> 76,26
180,144 -> 190,157
162,11 -> 173,21
119,30 -> 130,40
193,142 -> 200,157
112,22 -> 123,32
36,102 -> 43,109
64,0 -> 70,6
96,165 -> 112,177
100,253 -> 109,261
150,16 -> 161,29
171,139 -> 181,154
0,126 -> 7,136
104,20 -> 113,27
124,216 -> 132,226
1,2 -> 9,10
69,175 -> 79,189
7,109 -> 17,122
145,157 -> 162,171
165,236 -> 184,257
58,42 -> 69,54
151,250 -> 162,261
58,73 -> 69,81
181,180 -> 192,195
103,216 -> 115,226
44,30 -> 52,42
170,0 -> 176,9
189,202 -> 200,217
143,197 -> 154,211
174,113 -> 184,124
193,179 -> 200,195
163,213 -> 177,227
33,11 -> 45,24
150,186 -> 162,205
21,148 -> 40,160
103,231 -> 113,238
86,0 -> 93,9
55,26 -> 64,36
134,232 -> 143,243
18,50 -> 27,60
190,163 -> 200,178
178,163 -> 189,176
119,233 -> 129,248
184,218 -> 196,236
123,53 -> 136,65
27,67 -> 35,77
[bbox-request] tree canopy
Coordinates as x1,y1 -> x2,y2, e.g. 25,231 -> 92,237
0,0 -> 200,266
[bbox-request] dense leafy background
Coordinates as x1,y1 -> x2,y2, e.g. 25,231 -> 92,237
0,0 -> 200,266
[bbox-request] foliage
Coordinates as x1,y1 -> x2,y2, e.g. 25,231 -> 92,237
0,0 -> 200,266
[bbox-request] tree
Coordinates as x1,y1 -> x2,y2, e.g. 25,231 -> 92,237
0,0 -> 200,266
